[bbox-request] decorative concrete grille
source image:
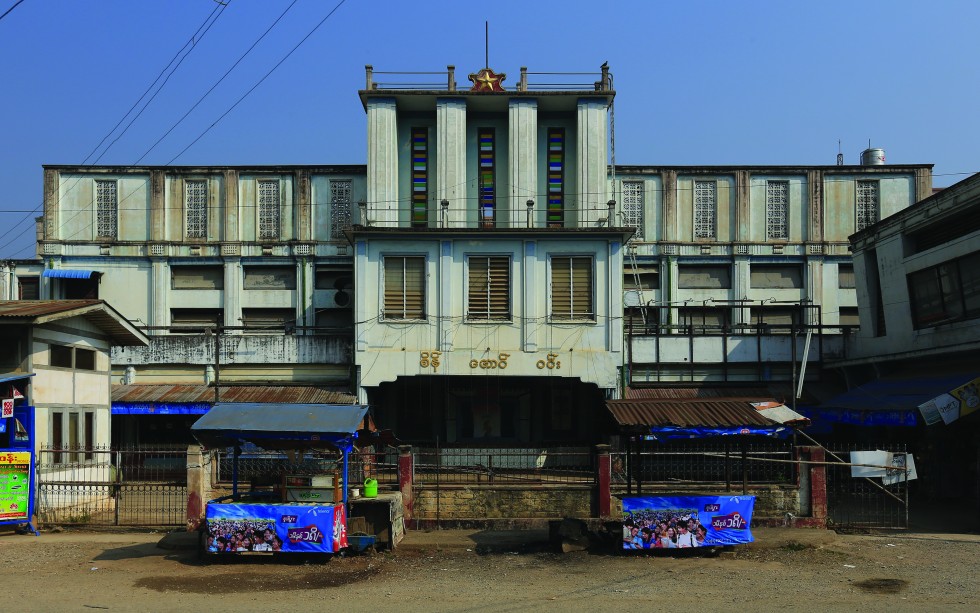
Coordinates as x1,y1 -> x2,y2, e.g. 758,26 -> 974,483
258,180 -> 280,240
622,181 -> 644,239
735,244 -> 749,255
149,244 -> 165,256
330,180 -> 352,239
766,181 -> 789,240
856,180 -> 879,231
694,180 -> 716,239
185,180 -> 207,238
96,180 -> 117,239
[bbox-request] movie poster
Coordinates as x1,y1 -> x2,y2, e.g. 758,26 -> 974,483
622,495 -> 755,549
205,502 -> 347,554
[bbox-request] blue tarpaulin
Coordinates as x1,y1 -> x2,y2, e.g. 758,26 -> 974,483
801,373 -> 977,427
112,402 -> 210,415
647,425 -> 789,440
41,269 -> 98,279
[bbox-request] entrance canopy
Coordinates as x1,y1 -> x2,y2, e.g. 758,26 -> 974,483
191,403 -> 368,451
606,398 -> 791,439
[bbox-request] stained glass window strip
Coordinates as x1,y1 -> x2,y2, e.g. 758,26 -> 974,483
856,180 -> 879,231
258,180 -> 281,240
479,128 -> 495,227
766,180 -> 788,240
622,181 -> 644,239
547,128 -> 565,227
185,180 -> 208,239
95,180 -> 117,239
694,180 -> 716,239
411,128 -> 428,227
330,179 -> 352,239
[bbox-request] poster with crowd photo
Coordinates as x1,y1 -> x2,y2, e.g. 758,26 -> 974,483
205,502 -> 347,554
622,495 -> 756,550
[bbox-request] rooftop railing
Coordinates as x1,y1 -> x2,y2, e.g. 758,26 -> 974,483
364,64 -> 613,93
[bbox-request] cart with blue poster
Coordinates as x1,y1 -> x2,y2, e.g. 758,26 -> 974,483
0,373 -> 38,536
191,403 -> 369,557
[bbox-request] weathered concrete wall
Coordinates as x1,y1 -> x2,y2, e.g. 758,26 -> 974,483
111,334 -> 351,366
414,486 -> 593,520
611,484 -> 801,520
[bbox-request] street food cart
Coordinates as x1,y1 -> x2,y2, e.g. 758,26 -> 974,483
191,403 -> 368,556
0,373 -> 38,536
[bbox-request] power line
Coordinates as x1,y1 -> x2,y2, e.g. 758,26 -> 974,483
0,0 -> 24,23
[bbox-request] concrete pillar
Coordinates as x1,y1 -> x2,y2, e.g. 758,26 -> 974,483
523,240 -> 538,352
186,445 -> 206,531
807,170 -> 823,243
366,98 -> 399,227
43,168 -> 60,240
508,99 -> 538,227
298,257 -> 315,332
294,169 -> 312,241
809,447 -> 828,521
436,98 -> 467,227
735,170 -> 751,242
438,240 -> 452,351
914,167 -> 933,202
732,258 -> 751,325
596,444 -> 611,518
662,170 -> 677,242
398,445 -> 414,523
576,98 -> 609,226
151,258 -> 169,331
150,170 -> 166,241
223,257 -> 241,333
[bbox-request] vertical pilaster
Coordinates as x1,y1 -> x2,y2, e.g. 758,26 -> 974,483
735,170 -> 751,242
915,167 -> 933,202
223,257 -> 241,334
732,258 -> 751,325
43,168 -> 60,240
366,98 -> 399,227
439,240 -> 452,351
662,170 -> 677,242
807,169 -> 823,243
150,170 -> 166,241
608,240 -> 623,353
223,170 -> 239,242
523,240 -> 538,352
298,257 -> 315,331
576,98 -> 609,226
508,99 -> 538,226
151,258 -> 169,330
436,98 -> 467,226
295,169 -> 311,241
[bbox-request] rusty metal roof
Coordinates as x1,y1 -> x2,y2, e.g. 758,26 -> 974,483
606,398 -> 777,429
625,386 -> 786,400
112,384 -> 355,405
0,300 -> 149,346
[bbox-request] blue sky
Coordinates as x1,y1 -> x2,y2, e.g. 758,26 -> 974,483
2,0 -> 978,257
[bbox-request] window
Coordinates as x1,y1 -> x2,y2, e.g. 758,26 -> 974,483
18,277 -> 39,300
551,256 -> 593,320
383,256 -> 425,320
838,264 -> 856,289
74,348 -> 96,371
750,265 -> 803,289
907,251 -> 980,329
856,180 -> 879,231
330,179 -> 353,239
478,128 -> 496,227
68,412 -> 80,462
411,128 -> 429,227
171,266 -> 223,290
185,179 -> 208,239
766,181 -> 789,240
258,180 -> 281,240
241,308 -> 296,332
839,307 -> 860,328
622,181 -> 644,239
467,256 -> 510,320
0,330 -> 24,369
678,265 -> 731,289
694,180 -> 716,239
547,128 -> 566,227
624,267 -> 659,291
751,307 -> 800,334
52,411 -> 63,461
170,309 -> 222,333
243,266 -> 296,290
50,344 -> 73,368
95,179 -> 118,239
84,413 -> 94,460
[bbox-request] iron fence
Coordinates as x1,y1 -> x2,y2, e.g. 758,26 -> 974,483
36,446 -> 188,526
824,442 -> 909,530
212,445 -> 400,489
414,446 -> 595,486
621,439 -> 796,492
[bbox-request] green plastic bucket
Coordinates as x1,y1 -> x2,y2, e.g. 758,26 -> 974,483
363,478 -> 378,498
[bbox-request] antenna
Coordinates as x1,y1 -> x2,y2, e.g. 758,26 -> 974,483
837,139 -> 843,166
485,21 -> 489,68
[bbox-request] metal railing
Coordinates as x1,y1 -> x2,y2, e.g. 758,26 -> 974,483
365,65 -> 611,93
414,446 -> 595,486
824,442 -> 910,530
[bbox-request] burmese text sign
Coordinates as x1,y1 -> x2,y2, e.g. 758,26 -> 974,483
622,495 -> 755,549
205,502 -> 347,554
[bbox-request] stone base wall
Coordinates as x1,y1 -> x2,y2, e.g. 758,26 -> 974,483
414,486 -> 593,520
611,484 -> 802,521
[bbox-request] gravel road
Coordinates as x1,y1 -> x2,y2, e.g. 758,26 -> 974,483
2,529 -> 977,612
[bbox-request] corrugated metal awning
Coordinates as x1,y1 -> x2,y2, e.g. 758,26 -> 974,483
41,269 -> 99,279
607,398 -> 776,429
112,384 -> 355,406
191,403 -> 368,450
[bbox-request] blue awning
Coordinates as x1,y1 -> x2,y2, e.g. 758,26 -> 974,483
0,373 -> 35,385
41,269 -> 99,279
801,373 -> 978,427
112,402 -> 211,415
191,403 -> 369,450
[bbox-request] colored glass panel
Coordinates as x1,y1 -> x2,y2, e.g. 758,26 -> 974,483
411,128 -> 428,226
547,128 -> 564,226
478,128 -> 495,227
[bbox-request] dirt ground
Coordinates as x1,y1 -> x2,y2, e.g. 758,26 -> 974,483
1,528 -> 977,612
